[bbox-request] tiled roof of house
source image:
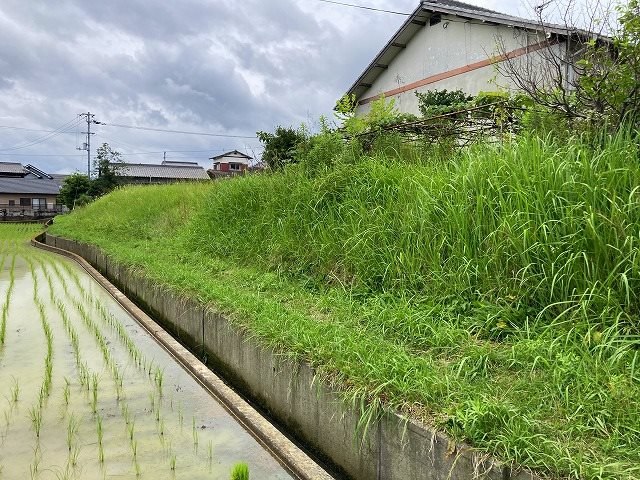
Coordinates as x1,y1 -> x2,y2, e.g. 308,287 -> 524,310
118,163 -> 209,180
0,162 -> 26,175
0,162 -> 67,195
0,176 -> 65,195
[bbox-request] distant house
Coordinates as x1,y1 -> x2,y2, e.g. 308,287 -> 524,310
114,161 -> 209,185
345,0 -> 592,116
210,151 -> 252,174
0,162 -> 67,219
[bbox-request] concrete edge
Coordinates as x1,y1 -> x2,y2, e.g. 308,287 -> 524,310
36,233 -> 544,480
31,234 -> 334,480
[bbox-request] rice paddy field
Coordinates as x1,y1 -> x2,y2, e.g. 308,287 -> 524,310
49,131 -> 640,480
0,224 -> 292,479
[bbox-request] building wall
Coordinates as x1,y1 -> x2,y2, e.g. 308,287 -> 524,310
214,162 -> 248,173
215,154 -> 250,166
356,16 -> 565,115
0,194 -> 58,209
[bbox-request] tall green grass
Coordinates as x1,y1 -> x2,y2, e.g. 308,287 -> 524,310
50,131 -> 640,479
193,132 -> 640,338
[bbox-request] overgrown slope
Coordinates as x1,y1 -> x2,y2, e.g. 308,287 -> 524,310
51,132 -> 640,479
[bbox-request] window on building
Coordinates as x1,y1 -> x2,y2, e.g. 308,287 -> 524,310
32,198 -> 46,210
20,198 -> 31,206
8,200 -> 15,206
229,163 -> 242,171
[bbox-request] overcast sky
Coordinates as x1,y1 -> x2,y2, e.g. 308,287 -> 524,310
0,0 -> 538,174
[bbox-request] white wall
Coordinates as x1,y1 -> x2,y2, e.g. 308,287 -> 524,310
356,16 -> 563,116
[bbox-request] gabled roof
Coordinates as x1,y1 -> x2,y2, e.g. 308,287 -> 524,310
210,150 -> 252,161
117,162 -> 209,180
344,0 -> 589,102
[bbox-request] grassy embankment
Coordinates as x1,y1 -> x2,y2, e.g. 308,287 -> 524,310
51,132 -> 640,479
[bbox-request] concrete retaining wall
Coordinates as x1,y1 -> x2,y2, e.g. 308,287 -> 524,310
44,233 -> 540,480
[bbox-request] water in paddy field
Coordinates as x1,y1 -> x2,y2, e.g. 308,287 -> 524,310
0,229 -> 293,479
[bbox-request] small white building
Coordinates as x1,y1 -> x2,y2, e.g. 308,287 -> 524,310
346,0 -> 583,116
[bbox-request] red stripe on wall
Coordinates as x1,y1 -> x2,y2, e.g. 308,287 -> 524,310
358,40 -> 555,105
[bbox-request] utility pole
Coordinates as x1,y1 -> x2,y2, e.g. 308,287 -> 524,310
77,112 -> 103,178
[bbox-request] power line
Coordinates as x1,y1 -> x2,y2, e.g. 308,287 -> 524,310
0,117 -> 80,152
313,0 -> 411,16
0,153 -> 85,157
0,125 -> 78,134
102,123 -> 257,139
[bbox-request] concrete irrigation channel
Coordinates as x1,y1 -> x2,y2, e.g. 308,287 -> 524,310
0,226 -> 331,479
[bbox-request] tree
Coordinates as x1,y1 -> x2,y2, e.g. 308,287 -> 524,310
58,173 -> 92,209
58,143 -> 124,209
494,0 -> 639,127
90,143 -> 124,196
579,0 -> 640,125
257,127 -> 306,170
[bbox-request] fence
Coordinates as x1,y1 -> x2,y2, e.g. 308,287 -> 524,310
0,204 -> 65,220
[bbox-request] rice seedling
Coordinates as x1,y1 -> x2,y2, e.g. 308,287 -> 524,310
3,409 -> 10,430
230,462 -> 249,480
54,466 -> 72,480
62,378 -> 70,405
0,255 -> 16,347
66,414 -> 79,452
130,439 -> 138,459
169,454 -> 177,471
96,413 -> 105,464
192,416 -> 198,448
90,374 -> 99,414
121,404 -> 131,425
128,420 -> 136,441
154,367 -> 164,396
207,440 -> 213,463
28,406 -> 43,438
96,414 -> 103,445
10,377 -> 19,404
69,445 -> 80,468
177,403 -> 183,427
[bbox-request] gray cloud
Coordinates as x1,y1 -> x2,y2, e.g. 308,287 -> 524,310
0,0 -> 532,173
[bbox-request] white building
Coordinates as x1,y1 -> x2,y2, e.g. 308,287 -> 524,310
346,0 -> 584,116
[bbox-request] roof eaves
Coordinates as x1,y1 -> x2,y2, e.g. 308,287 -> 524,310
210,150 -> 253,160
421,1 -> 567,33
344,3 -> 428,102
